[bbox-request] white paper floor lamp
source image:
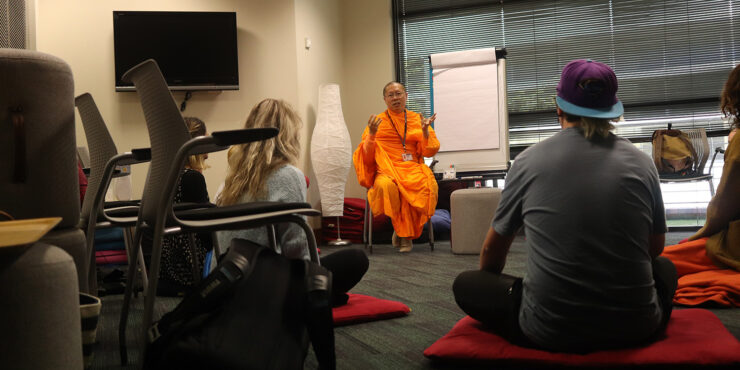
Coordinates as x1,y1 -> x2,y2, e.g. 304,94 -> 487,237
311,84 -> 352,246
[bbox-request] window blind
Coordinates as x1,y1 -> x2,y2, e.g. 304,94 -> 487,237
394,0 -> 739,148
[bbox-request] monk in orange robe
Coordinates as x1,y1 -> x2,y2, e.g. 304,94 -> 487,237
353,82 -> 440,252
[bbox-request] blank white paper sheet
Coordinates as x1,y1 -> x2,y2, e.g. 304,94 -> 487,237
431,48 -> 499,152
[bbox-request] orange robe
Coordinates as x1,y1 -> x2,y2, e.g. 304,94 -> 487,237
353,109 -> 440,238
662,238 -> 740,307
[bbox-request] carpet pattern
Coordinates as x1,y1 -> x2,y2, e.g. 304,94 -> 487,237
91,232 -> 740,369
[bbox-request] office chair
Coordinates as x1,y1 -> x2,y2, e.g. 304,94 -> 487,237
658,128 -> 716,196
76,92 -> 152,294
117,59 -> 321,364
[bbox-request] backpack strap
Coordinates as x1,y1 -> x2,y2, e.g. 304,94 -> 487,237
304,262 -> 336,370
148,240 -> 264,342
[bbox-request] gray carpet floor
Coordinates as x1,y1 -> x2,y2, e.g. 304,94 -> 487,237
91,232 -> 740,369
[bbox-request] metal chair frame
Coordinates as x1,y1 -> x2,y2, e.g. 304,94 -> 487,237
75,93 -> 151,294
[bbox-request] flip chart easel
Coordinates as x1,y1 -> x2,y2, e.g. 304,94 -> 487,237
430,48 -> 509,174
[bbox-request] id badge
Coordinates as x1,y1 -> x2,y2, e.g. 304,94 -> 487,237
402,152 -> 413,162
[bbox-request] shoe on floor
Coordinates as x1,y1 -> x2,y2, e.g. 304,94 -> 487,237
399,237 -> 413,253
392,231 -> 400,248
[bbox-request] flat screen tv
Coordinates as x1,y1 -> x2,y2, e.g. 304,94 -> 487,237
113,11 -> 239,92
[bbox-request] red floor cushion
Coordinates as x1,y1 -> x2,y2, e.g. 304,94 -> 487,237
424,309 -> 740,367
333,293 -> 410,326
95,250 -> 128,265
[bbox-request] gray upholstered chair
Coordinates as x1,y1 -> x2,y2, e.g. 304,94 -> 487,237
117,59 -> 321,364
0,243 -> 83,370
0,48 -> 87,292
75,92 -> 150,294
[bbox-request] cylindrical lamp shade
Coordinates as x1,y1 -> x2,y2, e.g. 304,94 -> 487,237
310,84 -> 352,217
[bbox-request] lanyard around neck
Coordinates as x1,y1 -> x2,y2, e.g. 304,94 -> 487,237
386,110 -> 408,151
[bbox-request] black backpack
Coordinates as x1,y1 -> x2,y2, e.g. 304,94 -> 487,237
143,238 -> 335,370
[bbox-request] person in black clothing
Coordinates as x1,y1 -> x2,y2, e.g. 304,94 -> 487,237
157,116 -> 213,296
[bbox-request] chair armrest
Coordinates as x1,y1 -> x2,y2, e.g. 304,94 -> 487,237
708,147 -> 726,176
211,128 -> 278,146
158,128 -> 281,225
181,128 -> 280,156
130,147 -> 152,163
88,151 -> 148,227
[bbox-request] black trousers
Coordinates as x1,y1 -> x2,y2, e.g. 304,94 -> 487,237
452,256 -> 678,349
320,248 -> 369,307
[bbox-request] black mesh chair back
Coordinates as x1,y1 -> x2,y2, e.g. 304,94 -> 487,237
75,92 -> 149,295
76,93 -> 119,227
122,60 -> 191,224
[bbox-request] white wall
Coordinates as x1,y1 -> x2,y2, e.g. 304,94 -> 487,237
33,0 -> 395,224
36,0 -> 300,198
339,0 -> 395,199
293,0 -> 344,222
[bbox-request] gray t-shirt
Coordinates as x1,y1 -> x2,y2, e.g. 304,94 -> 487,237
217,165 -> 309,261
493,127 -> 667,352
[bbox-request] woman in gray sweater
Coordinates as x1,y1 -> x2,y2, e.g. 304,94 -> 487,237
217,98 -> 368,306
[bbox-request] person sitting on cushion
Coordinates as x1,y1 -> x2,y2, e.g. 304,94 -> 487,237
157,117 -> 213,296
217,98 -> 368,306
453,59 -> 677,352
688,63 -> 740,268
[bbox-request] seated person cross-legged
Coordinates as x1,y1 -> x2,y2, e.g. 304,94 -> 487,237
216,98 -> 368,307
157,117 -> 214,296
686,63 -> 740,265
453,59 -> 677,352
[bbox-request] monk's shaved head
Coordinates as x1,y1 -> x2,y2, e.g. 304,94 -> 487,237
383,82 -> 406,96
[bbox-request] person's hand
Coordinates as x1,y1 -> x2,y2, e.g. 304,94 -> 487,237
367,115 -> 382,136
421,113 -> 437,136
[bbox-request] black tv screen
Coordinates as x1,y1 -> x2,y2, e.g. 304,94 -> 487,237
113,11 -> 239,91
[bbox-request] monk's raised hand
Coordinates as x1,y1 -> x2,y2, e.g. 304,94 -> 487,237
368,114 -> 382,135
421,113 -> 437,132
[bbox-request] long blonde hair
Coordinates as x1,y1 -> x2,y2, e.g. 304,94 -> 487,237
183,116 -> 209,171
217,99 -> 302,206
